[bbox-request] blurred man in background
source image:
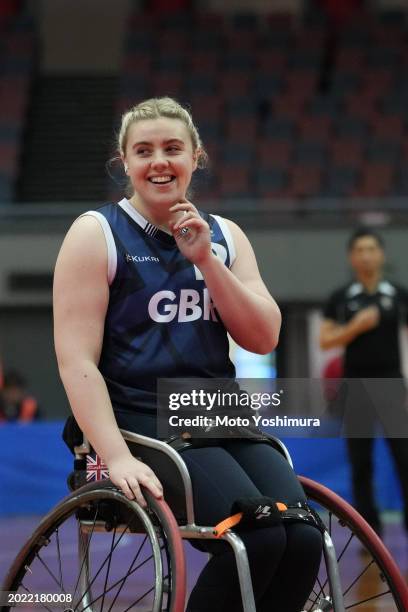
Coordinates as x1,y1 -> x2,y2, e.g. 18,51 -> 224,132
320,228 -> 408,536
0,369 -> 39,423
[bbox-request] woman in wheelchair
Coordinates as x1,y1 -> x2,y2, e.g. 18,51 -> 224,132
53,97 -> 323,611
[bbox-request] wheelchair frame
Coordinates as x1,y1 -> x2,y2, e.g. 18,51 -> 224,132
119,430 -> 344,612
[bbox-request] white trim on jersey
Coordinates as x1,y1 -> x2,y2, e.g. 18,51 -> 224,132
81,211 -> 117,285
118,199 -> 236,267
118,198 -> 148,229
212,214 -> 236,267
378,281 -> 397,296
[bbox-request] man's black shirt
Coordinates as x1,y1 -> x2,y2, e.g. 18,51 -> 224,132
323,280 -> 408,376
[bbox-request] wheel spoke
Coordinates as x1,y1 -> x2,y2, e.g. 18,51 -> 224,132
34,552 -> 64,591
19,584 -> 54,612
77,556 -> 157,612
56,528 -> 65,594
76,513 -> 139,610
106,535 -> 151,612
99,526 -> 117,612
342,558 -> 375,598
345,588 -> 392,609
73,505 -> 100,601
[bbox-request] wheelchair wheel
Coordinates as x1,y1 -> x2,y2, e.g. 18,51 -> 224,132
1,481 -> 186,612
299,476 -> 408,611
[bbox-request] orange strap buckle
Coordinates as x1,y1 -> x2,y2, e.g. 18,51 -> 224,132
213,502 -> 288,538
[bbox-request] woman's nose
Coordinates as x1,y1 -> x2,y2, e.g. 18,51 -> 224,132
151,152 -> 169,169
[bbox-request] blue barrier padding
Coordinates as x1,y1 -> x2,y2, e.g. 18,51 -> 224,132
283,437 -> 403,510
0,422 -> 73,516
0,423 -> 403,516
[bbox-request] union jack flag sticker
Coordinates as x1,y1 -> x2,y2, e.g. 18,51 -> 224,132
86,453 -> 109,482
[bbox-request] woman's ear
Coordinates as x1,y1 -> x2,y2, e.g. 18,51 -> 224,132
121,155 -> 128,174
192,149 -> 200,171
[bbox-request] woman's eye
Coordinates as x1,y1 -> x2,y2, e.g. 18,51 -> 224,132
167,146 -> 180,152
137,148 -> 150,156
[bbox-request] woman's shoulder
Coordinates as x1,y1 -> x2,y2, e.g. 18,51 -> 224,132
59,210 -> 109,264
203,211 -> 245,237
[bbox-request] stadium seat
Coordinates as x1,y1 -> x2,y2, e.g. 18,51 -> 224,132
221,144 -> 255,165
335,117 -> 369,139
218,74 -> 252,98
219,166 -> 252,199
150,75 -> 183,98
371,115 -> 404,139
330,139 -> 364,166
256,139 -> 293,167
253,76 -> 283,99
298,116 -> 332,141
225,117 -> 257,145
286,165 -> 322,197
255,50 -> 287,74
189,52 -> 219,76
353,162 -> 395,196
366,139 -> 401,164
323,166 -> 359,197
263,118 -> 296,140
272,94 -> 308,120
254,167 -> 288,197
224,97 -> 260,117
294,141 -> 327,165
308,95 -> 341,118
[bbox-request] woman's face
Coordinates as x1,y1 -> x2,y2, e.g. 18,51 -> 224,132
123,117 -> 197,208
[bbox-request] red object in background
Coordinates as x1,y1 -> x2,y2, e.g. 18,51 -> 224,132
323,355 -> 344,379
322,355 -> 344,401
0,0 -> 22,20
147,0 -> 190,12
318,0 -> 364,26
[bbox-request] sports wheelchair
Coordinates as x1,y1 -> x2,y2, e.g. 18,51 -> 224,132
2,430 -> 408,611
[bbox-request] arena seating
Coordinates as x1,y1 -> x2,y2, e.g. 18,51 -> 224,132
0,13 -> 35,203
2,5 -> 408,208
108,7 -> 408,207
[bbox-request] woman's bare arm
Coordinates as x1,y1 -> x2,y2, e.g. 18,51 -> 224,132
198,218 -> 281,354
54,216 -> 163,504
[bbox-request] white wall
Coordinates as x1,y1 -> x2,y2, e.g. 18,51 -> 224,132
1,225 -> 408,305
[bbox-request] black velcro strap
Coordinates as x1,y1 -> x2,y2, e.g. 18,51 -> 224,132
281,502 -> 326,534
230,497 -> 282,529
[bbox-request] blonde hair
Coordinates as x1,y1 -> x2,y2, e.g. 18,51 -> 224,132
118,97 -> 208,168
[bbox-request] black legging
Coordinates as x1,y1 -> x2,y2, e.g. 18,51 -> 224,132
181,441 -> 322,612
114,412 -> 322,611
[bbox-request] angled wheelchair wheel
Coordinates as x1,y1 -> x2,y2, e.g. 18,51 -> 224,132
300,476 -> 408,611
1,481 -> 186,612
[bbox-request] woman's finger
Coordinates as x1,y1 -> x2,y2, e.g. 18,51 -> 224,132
176,218 -> 208,231
169,202 -> 196,214
139,473 -> 163,499
153,478 -> 164,496
117,478 -> 136,501
173,211 -> 197,230
126,477 -> 147,507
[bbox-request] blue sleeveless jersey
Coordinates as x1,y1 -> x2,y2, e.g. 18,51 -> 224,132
84,198 -> 236,415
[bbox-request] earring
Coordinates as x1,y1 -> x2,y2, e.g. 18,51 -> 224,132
124,165 -> 129,174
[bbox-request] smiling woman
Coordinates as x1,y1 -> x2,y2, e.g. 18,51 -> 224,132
53,97 -> 321,612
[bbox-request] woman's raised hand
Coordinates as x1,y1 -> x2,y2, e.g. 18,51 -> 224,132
169,200 -> 213,268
